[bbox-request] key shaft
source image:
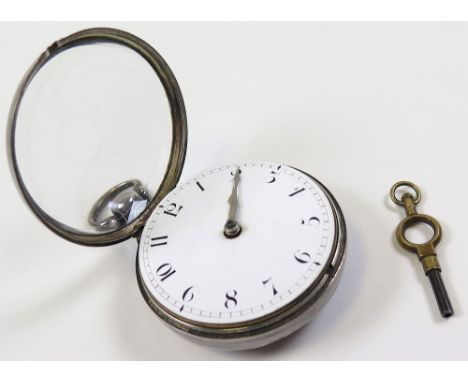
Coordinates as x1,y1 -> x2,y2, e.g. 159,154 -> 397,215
427,269 -> 454,318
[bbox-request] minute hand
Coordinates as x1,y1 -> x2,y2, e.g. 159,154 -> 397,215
224,168 -> 242,238
228,168 -> 240,221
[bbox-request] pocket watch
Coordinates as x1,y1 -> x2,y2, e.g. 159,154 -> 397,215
7,28 -> 346,350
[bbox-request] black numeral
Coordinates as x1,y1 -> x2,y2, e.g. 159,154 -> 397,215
224,290 -> 238,309
301,216 -> 320,227
163,203 -> 183,217
289,187 -> 305,197
230,169 -> 242,176
267,165 -> 282,183
262,277 -> 278,295
156,263 -> 176,281
151,236 -> 168,247
294,251 -> 311,264
182,286 -> 196,302
196,181 -> 205,191
180,286 -> 196,312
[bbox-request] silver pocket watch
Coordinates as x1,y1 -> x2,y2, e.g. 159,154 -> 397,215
7,28 -> 346,350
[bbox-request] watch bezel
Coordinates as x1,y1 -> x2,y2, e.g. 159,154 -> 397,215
7,27 -> 187,246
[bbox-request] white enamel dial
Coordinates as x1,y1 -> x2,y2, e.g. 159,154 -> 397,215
138,161 -> 336,325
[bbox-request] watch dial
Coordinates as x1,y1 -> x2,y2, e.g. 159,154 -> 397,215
138,162 -> 336,325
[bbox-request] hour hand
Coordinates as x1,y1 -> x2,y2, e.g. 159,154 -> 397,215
224,167 -> 242,238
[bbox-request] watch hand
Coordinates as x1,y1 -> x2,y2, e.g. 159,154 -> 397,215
227,168 -> 240,221
224,167 -> 242,238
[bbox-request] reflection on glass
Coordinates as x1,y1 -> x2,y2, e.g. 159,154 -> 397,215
15,42 -> 172,233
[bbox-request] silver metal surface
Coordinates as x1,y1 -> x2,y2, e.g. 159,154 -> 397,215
136,169 -> 346,350
7,27 -> 187,246
88,179 -> 150,232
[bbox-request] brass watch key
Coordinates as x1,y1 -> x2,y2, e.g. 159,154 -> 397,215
390,181 -> 454,318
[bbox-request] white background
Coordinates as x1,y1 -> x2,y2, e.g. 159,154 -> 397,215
1,22 -> 468,360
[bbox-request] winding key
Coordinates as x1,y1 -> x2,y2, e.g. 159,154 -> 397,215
390,181 -> 454,318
